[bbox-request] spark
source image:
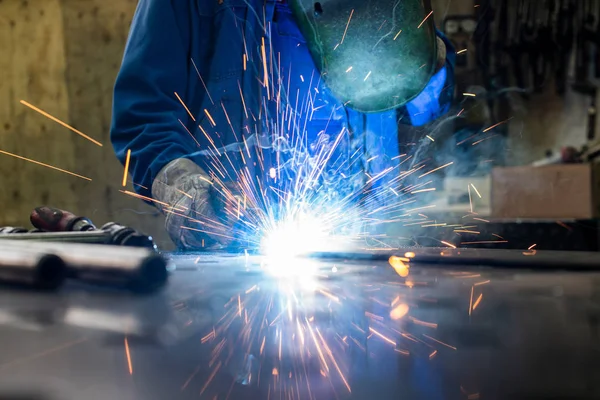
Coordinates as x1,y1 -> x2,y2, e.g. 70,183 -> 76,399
457,108 -> 465,116
341,9 -> 354,44
368,327 -> 396,346
528,244 -> 537,250
418,10 -> 433,29
472,135 -> 497,146
204,109 -> 217,126
463,93 -> 476,97
199,361 -> 221,397
319,289 -> 340,303
0,149 -> 91,181
393,29 -> 403,40
422,334 -> 457,350
179,119 -> 201,147
0,337 -> 88,371
440,240 -> 456,248
181,365 -> 202,391
261,37 -> 269,98
429,350 -> 438,359
472,293 -> 483,310
483,117 -> 513,133
468,184 -> 473,212
122,149 -> 131,187
345,66 -> 353,73
411,188 -> 436,195
364,71 -> 372,81
461,240 -> 508,244
389,256 -> 409,277
456,49 -> 467,54
470,183 -> 482,198
20,100 -> 102,146
468,286 -> 474,316
174,92 -> 196,122
419,162 -> 453,178
409,317 -> 437,328
124,336 -> 133,374
473,217 -> 489,223
474,280 -> 490,286
390,303 -> 409,320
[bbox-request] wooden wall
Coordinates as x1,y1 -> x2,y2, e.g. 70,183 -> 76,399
0,0 -> 172,248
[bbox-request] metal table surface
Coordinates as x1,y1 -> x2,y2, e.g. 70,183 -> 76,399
0,250 -> 599,400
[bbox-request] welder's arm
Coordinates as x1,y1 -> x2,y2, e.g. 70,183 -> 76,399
110,0 -> 196,196
110,0 -> 226,248
400,31 -> 456,127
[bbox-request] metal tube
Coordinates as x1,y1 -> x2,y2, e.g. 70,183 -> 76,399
0,246 -> 66,289
0,231 -> 112,244
0,240 -> 169,292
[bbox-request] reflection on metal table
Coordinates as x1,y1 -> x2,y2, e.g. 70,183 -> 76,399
0,249 -> 599,400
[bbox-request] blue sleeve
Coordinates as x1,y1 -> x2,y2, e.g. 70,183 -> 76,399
110,0 -> 197,198
400,30 -> 455,127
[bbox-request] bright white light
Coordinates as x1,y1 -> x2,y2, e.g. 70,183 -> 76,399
261,212 -> 329,260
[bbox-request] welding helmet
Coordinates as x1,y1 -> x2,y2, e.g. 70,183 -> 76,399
289,0 -> 437,113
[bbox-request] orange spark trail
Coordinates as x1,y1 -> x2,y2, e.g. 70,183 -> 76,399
417,10 -> 433,29
441,240 -> 456,249
124,336 -> 133,374
120,190 -> 173,208
419,162 -> 453,178
20,100 -> 102,146
422,334 -> 457,350
393,29 -> 402,40
369,327 -> 396,346
0,337 -> 88,371
528,244 -> 537,250
0,149 -> 91,180
341,9 -> 355,44
204,109 -> 217,126
468,286 -> 474,316
483,117 -> 513,133
199,361 -> 222,396
474,280 -> 490,286
261,37 -> 269,99
472,293 -> 483,310
174,92 -> 196,122
122,149 -> 131,187
180,226 -> 236,240
179,119 -> 201,147
191,58 -> 215,105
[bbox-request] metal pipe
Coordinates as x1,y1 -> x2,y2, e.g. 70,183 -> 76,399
0,228 -> 156,249
0,231 -> 113,244
0,246 -> 66,289
0,240 -> 170,293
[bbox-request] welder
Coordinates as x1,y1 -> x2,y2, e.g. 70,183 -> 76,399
110,0 -> 455,250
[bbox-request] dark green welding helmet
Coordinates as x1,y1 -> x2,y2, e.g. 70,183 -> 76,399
289,0 -> 437,113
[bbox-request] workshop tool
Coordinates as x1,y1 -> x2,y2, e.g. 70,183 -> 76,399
30,206 -> 95,232
0,240 -> 169,293
0,206 -> 156,249
0,246 -> 66,290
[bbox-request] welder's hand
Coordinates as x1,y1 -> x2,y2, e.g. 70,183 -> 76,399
152,158 -> 231,250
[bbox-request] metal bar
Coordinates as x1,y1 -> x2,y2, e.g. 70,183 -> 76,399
0,231 -> 112,244
0,246 -> 66,289
0,240 -> 169,293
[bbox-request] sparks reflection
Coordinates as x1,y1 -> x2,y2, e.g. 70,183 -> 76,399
182,252 -> 472,399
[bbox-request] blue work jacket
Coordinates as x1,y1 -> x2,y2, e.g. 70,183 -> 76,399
110,0 -> 455,202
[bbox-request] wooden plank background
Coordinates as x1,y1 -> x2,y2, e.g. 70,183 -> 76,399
0,0 -> 171,248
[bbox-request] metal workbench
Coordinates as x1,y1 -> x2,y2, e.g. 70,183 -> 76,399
0,250 -> 599,399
